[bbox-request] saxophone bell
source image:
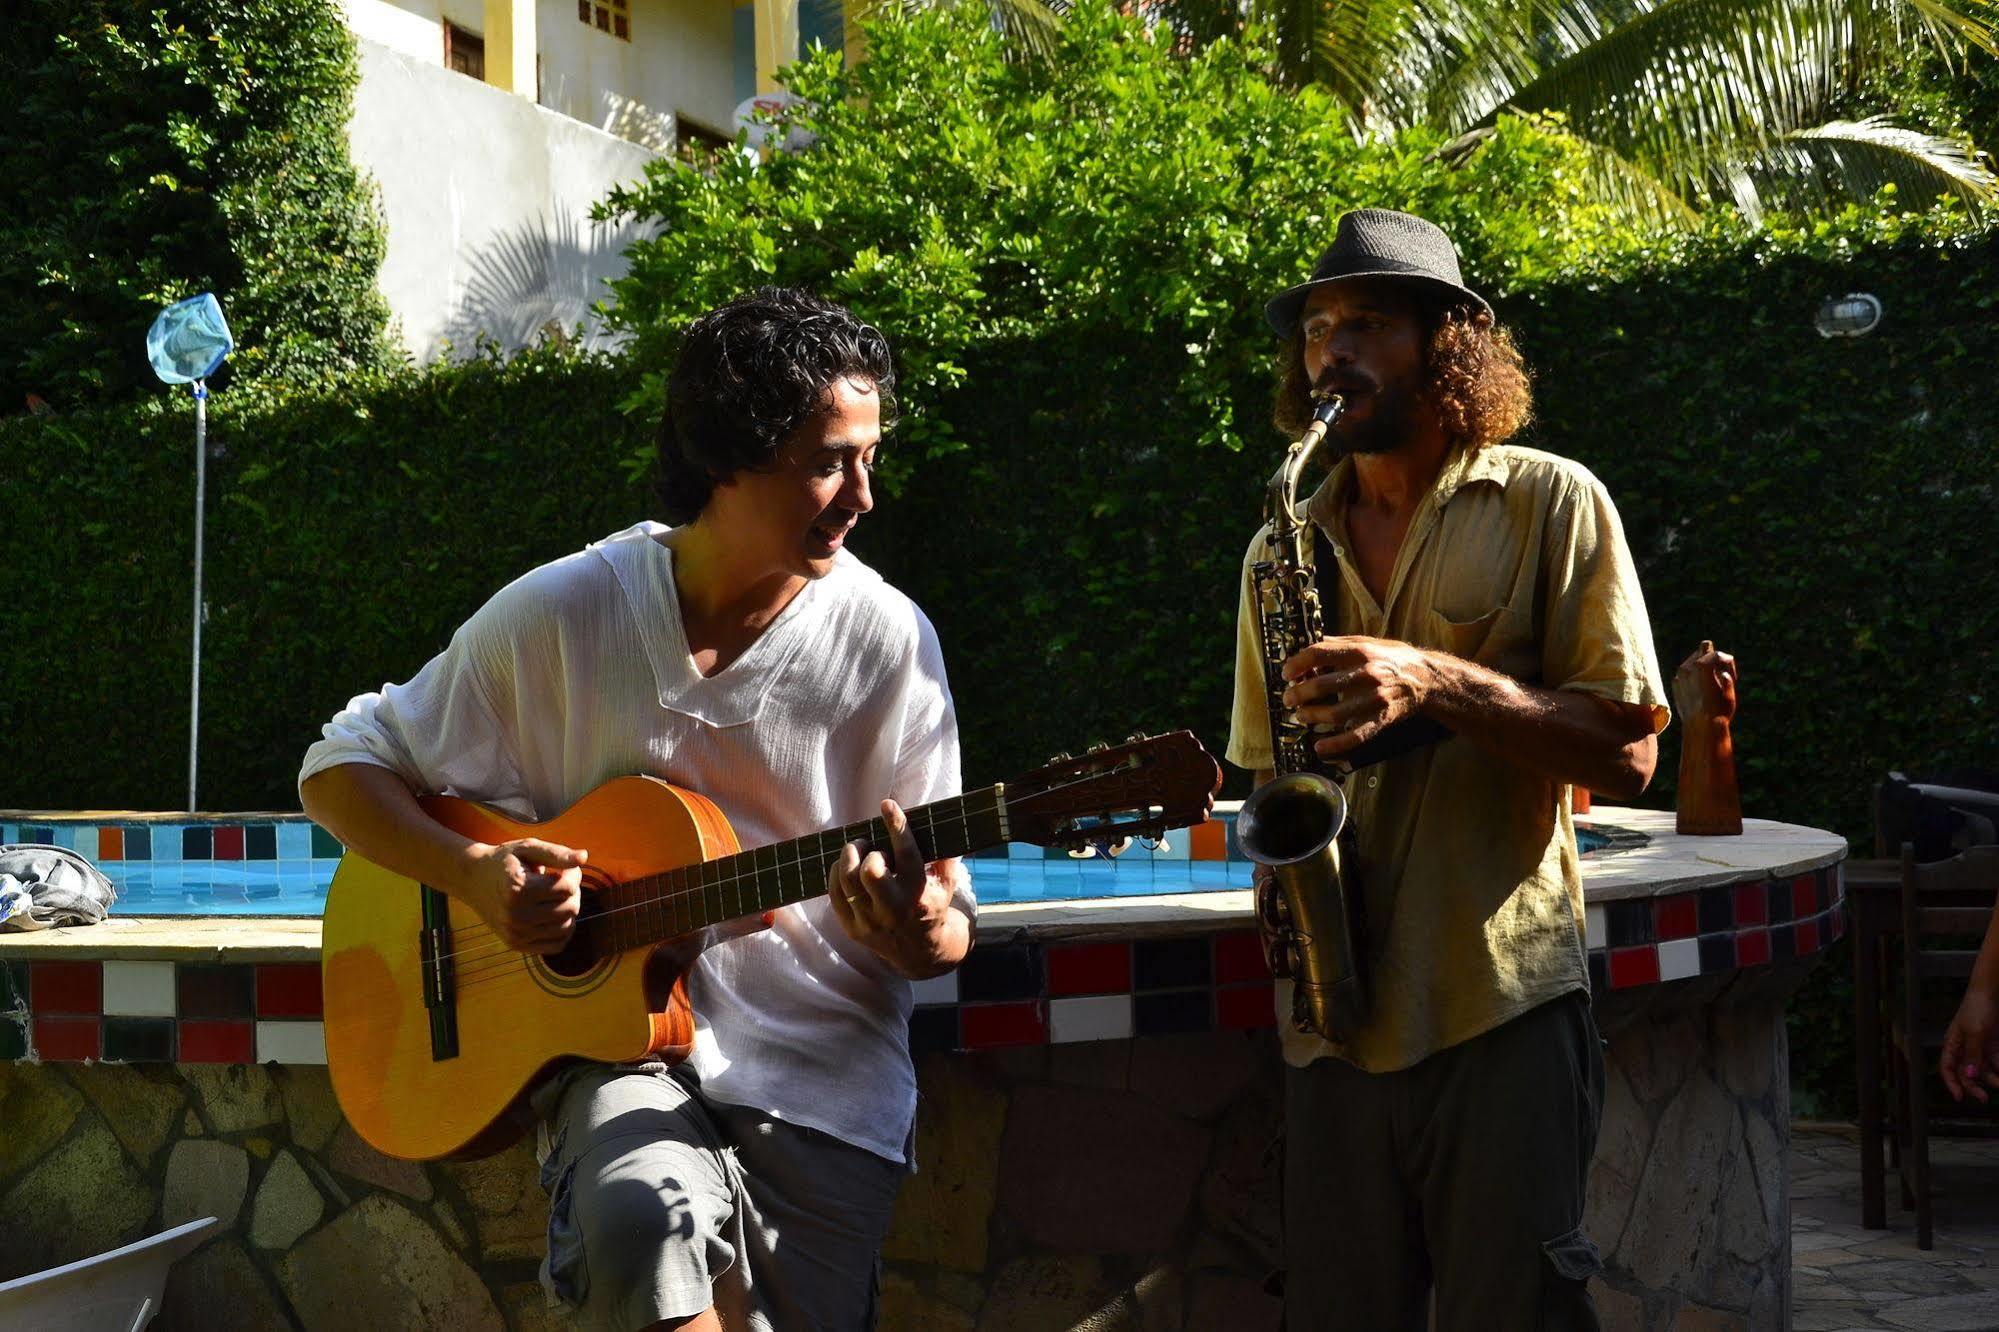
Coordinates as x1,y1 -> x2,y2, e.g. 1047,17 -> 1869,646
1239,772 -> 1365,1038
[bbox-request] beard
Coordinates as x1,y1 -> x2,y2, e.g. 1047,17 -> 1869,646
1332,379 -> 1421,455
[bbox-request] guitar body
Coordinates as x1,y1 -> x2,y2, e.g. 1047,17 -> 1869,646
321,776 -> 740,1162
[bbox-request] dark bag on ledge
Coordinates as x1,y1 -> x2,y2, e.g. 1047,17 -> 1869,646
0,844 -> 116,930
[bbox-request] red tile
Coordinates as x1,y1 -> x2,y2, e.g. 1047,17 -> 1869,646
1792,875 -> 1817,916
1735,929 -> 1771,967
1187,821 -> 1227,861
1607,946 -> 1660,989
98,827 -> 123,861
1653,896 -> 1698,941
255,964 -> 323,1018
33,1016 -> 100,1061
1046,943 -> 1131,997
213,827 -> 245,861
178,1020 -> 255,1064
1795,920 -> 1821,955
959,1002 -> 1046,1049
1214,930 -> 1273,984
1217,983 -> 1278,1029
1732,882 -> 1768,927
31,961 -> 102,1015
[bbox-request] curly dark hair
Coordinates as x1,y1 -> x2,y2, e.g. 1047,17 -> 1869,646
654,287 -> 900,523
1272,293 -> 1532,452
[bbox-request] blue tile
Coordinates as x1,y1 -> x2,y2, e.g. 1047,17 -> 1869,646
909,1005 -> 959,1056
277,824 -> 313,860
1006,842 -> 1040,860
1134,937 -> 1211,990
1698,933 -> 1735,974
52,826 -> 79,850
124,827 -> 152,861
182,827 -> 212,861
959,942 -> 1043,1002
1135,991 -> 1211,1036
245,825 -> 278,860
310,826 -> 344,859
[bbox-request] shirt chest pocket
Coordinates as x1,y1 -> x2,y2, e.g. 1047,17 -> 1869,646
1429,569 -> 1537,678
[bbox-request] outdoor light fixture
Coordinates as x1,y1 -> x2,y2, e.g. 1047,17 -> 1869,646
146,293 -> 235,812
1814,292 -> 1883,338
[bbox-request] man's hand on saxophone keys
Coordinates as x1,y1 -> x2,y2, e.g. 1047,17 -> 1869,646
1281,636 -> 1439,761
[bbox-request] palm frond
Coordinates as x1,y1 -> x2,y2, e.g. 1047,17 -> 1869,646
1727,114 -> 1998,219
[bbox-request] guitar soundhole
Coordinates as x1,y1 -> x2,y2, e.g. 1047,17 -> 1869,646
541,870 -> 614,980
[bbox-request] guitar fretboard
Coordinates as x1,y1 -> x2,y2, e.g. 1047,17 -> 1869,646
584,784 -> 1009,956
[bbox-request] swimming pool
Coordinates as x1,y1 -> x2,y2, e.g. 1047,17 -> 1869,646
0,813 -> 1647,916
0,814 -> 1260,915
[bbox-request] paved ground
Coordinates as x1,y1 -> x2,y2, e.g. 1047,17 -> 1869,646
1793,1126 -> 1999,1331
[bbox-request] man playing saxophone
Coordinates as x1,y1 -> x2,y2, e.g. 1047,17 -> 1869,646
1227,209 -> 1670,1331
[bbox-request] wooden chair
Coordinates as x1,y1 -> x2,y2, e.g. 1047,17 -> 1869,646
1886,843 -> 1999,1250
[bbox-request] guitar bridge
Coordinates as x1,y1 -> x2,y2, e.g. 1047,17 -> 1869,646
419,885 -> 459,1061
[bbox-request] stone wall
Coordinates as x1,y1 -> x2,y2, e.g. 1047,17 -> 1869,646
0,968 -> 1811,1330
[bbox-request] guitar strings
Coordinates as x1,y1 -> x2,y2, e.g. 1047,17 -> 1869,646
430,762 -> 1148,993
436,794 -> 998,991
440,799 -> 985,991
439,763 -> 1156,985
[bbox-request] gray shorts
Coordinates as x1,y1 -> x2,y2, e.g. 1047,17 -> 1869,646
535,1063 -> 903,1332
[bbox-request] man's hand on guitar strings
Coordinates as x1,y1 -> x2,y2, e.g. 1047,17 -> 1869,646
462,837 -> 589,954
827,799 -> 960,979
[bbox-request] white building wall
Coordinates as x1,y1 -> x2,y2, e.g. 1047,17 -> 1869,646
536,0 -> 738,151
346,36 -> 662,362
340,0 -> 481,66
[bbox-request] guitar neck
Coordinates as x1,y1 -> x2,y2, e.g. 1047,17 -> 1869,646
587,784 -> 1010,955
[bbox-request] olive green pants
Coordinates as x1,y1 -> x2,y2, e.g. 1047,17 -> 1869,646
1283,989 -> 1606,1332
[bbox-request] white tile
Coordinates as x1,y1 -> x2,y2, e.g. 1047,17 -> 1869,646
1049,995 -> 1133,1044
909,972 -> 958,1007
101,960 -> 176,1016
1584,905 -> 1607,951
1657,938 -> 1702,982
256,1021 -> 326,1065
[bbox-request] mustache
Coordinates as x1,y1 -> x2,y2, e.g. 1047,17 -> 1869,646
1311,369 -> 1375,397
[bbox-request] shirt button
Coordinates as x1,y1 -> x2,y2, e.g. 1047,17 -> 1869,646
1367,775 -> 1379,789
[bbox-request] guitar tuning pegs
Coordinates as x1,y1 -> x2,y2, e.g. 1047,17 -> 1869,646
1087,741 -> 1109,754
1048,751 -> 1072,765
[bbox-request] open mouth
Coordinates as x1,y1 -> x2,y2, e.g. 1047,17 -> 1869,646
809,519 -> 855,552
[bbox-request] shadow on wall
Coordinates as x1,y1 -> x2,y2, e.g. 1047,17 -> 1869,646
440,210 -> 658,357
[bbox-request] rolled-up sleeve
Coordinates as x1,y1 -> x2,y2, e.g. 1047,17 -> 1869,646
1226,527 -> 1278,773
893,607 -> 974,918
1540,471 -> 1669,731
298,598 -> 530,810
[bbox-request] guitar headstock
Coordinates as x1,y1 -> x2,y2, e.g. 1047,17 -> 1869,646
1003,731 -> 1221,852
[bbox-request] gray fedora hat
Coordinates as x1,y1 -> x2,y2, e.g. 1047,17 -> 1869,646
1264,208 -> 1491,335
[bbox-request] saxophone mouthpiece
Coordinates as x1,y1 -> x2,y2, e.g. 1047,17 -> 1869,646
1310,392 -> 1345,425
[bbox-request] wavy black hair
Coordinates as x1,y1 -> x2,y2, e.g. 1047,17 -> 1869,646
654,287 -> 899,523
1272,292 -> 1532,454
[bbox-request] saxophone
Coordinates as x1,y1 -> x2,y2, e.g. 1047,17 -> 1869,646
1237,389 -> 1368,1042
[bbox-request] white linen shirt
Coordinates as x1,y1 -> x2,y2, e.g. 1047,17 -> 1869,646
299,522 -> 969,1163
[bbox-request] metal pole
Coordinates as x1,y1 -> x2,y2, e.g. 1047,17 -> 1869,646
189,380 -> 206,812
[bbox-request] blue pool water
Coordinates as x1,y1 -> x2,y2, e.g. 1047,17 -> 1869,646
4,814 -> 1637,917
0,817 -> 1255,916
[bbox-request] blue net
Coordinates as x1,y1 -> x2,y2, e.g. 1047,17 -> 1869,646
146,293 -> 234,385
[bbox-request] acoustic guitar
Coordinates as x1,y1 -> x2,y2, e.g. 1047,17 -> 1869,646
321,732 -> 1221,1161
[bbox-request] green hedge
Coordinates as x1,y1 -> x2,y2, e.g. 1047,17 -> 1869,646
1,0 -> 394,411
0,351 -> 648,811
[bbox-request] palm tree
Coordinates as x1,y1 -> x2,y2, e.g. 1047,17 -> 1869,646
1309,0 -> 1997,221
859,0 -> 1999,223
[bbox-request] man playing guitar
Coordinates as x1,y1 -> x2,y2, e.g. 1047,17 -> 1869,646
300,288 -> 971,1331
